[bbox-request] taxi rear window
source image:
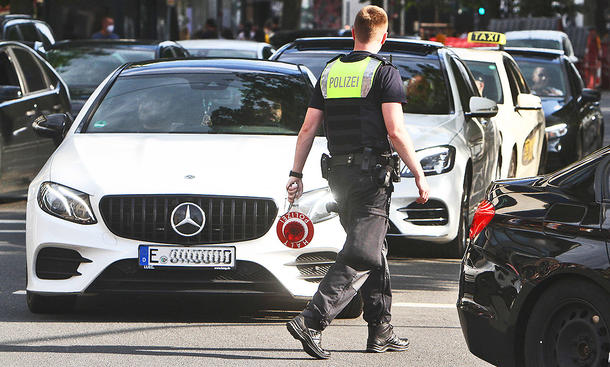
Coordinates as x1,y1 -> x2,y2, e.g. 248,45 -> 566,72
84,72 -> 312,135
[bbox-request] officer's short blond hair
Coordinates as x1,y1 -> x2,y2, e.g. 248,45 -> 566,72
353,6 -> 388,43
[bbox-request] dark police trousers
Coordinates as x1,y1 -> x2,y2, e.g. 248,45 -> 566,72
302,164 -> 392,330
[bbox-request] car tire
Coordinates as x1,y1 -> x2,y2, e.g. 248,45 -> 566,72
27,291 -> 76,314
523,280 -> 610,367
446,175 -> 470,259
508,150 -> 517,178
337,291 -> 363,319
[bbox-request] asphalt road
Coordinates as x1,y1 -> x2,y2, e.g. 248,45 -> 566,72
1,92 -> 609,367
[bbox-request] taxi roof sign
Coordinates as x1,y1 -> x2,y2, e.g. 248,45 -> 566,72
467,31 -> 506,45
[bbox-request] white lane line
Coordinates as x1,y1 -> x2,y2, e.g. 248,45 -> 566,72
0,230 -> 25,233
602,107 -> 610,112
0,219 -> 25,224
393,302 -> 455,309
12,290 -> 26,295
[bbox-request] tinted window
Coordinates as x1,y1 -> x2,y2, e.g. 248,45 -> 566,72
47,47 -> 156,88
19,23 -> 39,42
567,62 -> 583,95
5,25 -> 20,41
86,72 -> 312,135
276,51 -> 336,77
12,48 -> 47,92
508,60 -> 530,94
173,47 -> 188,58
513,57 -> 568,98
464,60 -> 503,104
262,46 -> 274,59
397,56 -> 451,114
0,50 -> 21,88
450,58 -> 474,112
160,47 -> 175,58
503,58 -> 520,105
505,39 -> 561,50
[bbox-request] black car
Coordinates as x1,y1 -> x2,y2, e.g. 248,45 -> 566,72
46,40 -> 190,115
0,42 -> 71,197
0,14 -> 55,50
459,147 -> 610,367
506,48 -> 604,172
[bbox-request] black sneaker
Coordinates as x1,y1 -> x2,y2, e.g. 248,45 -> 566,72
286,314 -> 331,359
366,323 -> 409,353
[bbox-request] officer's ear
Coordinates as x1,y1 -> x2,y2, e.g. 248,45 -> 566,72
352,28 -> 356,41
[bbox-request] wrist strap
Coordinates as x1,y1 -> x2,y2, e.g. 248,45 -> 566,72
289,170 -> 303,179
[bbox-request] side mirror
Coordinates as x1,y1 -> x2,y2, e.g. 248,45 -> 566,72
466,96 -> 498,118
581,88 -> 600,103
515,93 -> 542,111
32,113 -> 72,145
0,85 -> 22,103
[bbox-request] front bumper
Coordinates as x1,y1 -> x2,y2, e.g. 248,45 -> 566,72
26,195 -> 345,299
389,168 -> 463,244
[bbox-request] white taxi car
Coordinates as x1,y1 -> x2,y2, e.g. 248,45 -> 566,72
453,48 -> 546,178
25,59 -> 355,315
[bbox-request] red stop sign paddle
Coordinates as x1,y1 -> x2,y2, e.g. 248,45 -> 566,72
276,211 -> 314,249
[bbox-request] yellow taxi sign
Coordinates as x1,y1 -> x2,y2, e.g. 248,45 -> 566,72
467,31 -> 506,45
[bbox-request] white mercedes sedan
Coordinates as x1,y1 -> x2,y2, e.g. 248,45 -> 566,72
25,59 -> 351,314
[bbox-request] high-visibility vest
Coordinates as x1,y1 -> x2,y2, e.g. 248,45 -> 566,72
320,55 -> 391,155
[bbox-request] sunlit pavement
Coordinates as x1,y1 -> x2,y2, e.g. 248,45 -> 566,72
1,92 -> 609,366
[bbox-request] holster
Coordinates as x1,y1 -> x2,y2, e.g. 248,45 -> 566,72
390,153 -> 401,183
321,153 -> 330,180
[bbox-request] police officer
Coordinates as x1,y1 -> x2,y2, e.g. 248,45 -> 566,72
285,5 -> 429,360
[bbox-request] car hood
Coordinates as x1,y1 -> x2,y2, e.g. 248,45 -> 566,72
403,113 -> 459,150
49,134 -> 329,204
540,97 -> 566,119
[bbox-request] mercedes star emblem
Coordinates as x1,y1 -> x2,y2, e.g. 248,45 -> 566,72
170,202 -> 205,237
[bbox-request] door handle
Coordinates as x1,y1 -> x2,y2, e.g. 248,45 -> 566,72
25,110 -> 36,117
53,104 -> 62,111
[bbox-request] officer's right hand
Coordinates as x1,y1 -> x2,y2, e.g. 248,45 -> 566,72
286,178 -> 303,204
415,176 -> 429,204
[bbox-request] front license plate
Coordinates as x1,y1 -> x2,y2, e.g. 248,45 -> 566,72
138,245 -> 235,269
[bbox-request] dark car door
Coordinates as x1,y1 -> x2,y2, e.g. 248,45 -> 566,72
596,156 -> 610,262
0,45 -> 40,194
11,46 -> 69,176
566,60 -> 602,156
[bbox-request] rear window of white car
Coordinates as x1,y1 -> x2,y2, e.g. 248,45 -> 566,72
506,39 -> 561,50
463,60 -> 504,104
84,72 -> 312,135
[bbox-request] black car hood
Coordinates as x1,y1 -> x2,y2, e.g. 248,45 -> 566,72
540,97 -> 566,121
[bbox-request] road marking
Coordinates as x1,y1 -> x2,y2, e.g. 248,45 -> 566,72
393,302 -> 455,309
0,219 -> 25,224
0,230 -> 25,233
602,107 -> 610,113
12,290 -> 25,295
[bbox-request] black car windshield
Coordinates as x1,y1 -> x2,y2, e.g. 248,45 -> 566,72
47,47 -> 156,87
462,60 -> 503,104
513,58 -> 568,98
277,51 -> 451,114
85,72 -> 311,135
506,39 -> 561,50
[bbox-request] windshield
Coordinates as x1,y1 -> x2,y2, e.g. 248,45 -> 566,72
47,47 -> 156,87
85,72 -> 312,135
277,51 -> 451,114
513,58 -> 568,98
506,38 -> 562,50
462,60 -> 503,104
188,49 -> 257,58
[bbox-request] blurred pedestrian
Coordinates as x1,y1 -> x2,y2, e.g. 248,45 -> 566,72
238,21 -> 255,40
221,27 -> 234,39
193,18 -> 219,39
92,17 -> 119,39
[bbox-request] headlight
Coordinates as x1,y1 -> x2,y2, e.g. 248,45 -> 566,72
294,187 -> 338,224
38,182 -> 97,224
401,145 -> 455,177
545,123 -> 568,139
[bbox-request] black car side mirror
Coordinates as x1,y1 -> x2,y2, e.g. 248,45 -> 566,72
0,85 -> 22,103
32,113 -> 72,145
581,88 -> 600,103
